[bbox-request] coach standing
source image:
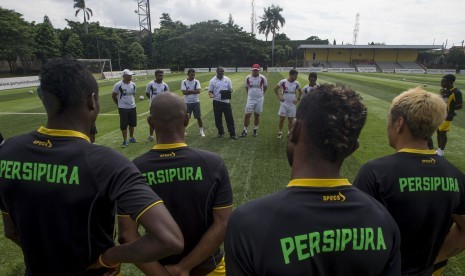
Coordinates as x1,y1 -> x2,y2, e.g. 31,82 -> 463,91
209,66 -> 237,139
112,69 -> 139,148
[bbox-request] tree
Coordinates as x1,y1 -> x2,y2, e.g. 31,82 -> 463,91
305,36 -> 330,45
74,0 -> 93,34
33,15 -> 62,63
64,33 -> 84,58
0,8 -> 34,73
128,42 -> 147,69
275,33 -> 290,41
258,5 -> 285,67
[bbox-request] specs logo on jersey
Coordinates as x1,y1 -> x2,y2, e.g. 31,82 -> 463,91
160,152 -> 176,158
421,158 -> 436,165
322,191 -> 346,202
33,139 -> 52,148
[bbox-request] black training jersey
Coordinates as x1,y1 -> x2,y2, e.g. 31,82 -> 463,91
225,179 -> 401,276
0,127 -> 161,276
130,143 -> 233,275
440,87 -> 463,121
354,149 -> 465,275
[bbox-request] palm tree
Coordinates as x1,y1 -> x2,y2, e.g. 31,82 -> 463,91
258,5 -> 285,67
74,0 -> 93,34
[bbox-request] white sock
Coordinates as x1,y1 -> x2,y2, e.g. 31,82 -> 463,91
253,126 -> 258,130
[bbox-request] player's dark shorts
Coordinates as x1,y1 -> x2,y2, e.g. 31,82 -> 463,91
187,102 -> 202,119
119,107 -> 137,130
90,123 -> 98,135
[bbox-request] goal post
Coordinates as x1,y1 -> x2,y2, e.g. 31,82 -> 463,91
77,59 -> 113,79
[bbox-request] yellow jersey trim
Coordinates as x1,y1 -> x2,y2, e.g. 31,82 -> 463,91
153,143 -> 188,150
212,204 -> 233,210
397,148 -> 436,154
135,200 -> 164,222
116,214 -> 131,218
287,179 -> 351,188
37,126 -> 90,142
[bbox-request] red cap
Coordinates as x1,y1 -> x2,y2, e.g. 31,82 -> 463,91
252,64 -> 260,71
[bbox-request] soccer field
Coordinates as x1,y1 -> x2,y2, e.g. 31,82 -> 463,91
1,72 -> 464,275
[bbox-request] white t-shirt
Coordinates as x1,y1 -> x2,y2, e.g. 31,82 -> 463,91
112,80 -> 136,109
181,79 -> 202,103
245,74 -> 267,100
209,76 -> 233,103
302,83 -> 320,96
277,79 -> 301,103
146,81 -> 169,104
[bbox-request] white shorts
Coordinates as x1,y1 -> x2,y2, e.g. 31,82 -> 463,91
278,102 -> 296,118
245,98 -> 264,114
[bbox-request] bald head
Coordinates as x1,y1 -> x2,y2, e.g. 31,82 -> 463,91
149,92 -> 188,134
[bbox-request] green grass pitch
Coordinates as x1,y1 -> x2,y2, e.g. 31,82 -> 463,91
0,72 -> 464,275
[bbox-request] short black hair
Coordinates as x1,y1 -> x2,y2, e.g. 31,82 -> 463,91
39,58 -> 98,114
289,69 -> 298,75
309,72 -> 317,79
155,70 -> 164,76
296,83 -> 367,162
187,68 -> 195,74
442,74 -> 456,83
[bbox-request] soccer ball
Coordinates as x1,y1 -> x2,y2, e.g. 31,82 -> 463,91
29,90 -> 34,94
139,95 -> 144,100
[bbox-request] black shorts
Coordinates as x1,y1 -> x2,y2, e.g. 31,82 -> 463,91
187,102 -> 202,119
119,108 -> 137,130
90,123 -> 98,135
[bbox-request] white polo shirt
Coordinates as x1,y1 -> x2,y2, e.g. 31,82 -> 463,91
112,80 -> 136,109
181,79 -> 202,103
209,76 -> 233,103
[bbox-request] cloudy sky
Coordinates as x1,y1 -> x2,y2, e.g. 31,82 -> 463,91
2,0 -> 464,48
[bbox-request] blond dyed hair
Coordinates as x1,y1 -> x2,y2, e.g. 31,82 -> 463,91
390,87 -> 447,139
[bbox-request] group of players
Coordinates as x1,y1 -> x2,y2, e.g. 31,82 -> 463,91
0,58 -> 464,276
111,64 -> 321,146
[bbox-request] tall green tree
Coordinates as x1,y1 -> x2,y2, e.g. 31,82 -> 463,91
128,42 -> 147,69
64,33 -> 84,58
0,8 -> 34,73
258,5 -> 285,67
33,15 -> 62,63
74,0 -> 93,34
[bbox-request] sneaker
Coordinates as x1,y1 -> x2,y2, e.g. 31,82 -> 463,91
277,132 -> 282,139
121,141 -> 129,148
217,134 -> 224,138
230,135 -> 238,140
200,131 -> 206,137
146,136 -> 154,143
184,132 -> 188,136
253,129 -> 257,137
129,137 -> 139,143
240,130 -> 248,137
435,150 -> 445,157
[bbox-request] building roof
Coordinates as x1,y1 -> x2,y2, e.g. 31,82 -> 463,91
297,45 -> 441,50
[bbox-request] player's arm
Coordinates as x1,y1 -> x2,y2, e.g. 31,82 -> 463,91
117,215 -> 171,275
1,212 -> 20,246
455,90 -> 463,110
181,82 -> 190,96
111,92 -> 118,105
97,203 -> 184,268
274,84 -> 283,101
165,206 -> 233,275
145,83 -> 151,98
191,81 -> 201,94
435,214 -> 465,263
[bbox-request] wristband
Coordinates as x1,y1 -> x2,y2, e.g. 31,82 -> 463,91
99,254 -> 120,269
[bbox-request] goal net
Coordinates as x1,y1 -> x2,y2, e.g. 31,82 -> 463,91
78,59 -> 113,79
